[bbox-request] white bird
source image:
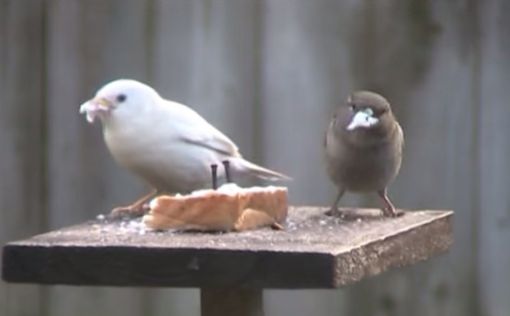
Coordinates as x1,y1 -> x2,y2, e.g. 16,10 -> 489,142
79,79 -> 289,216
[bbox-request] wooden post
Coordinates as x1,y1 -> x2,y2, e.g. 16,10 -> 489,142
201,288 -> 263,316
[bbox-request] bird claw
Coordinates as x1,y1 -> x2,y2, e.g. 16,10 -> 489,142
109,203 -> 149,219
271,222 -> 285,230
325,207 -> 343,217
381,207 -> 404,218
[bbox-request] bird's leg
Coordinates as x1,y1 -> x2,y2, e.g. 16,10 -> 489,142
325,188 -> 345,216
211,163 -> 218,189
222,160 -> 232,183
110,189 -> 158,218
271,222 -> 285,230
377,188 -> 402,217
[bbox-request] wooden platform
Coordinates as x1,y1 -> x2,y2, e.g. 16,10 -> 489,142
2,207 -> 453,288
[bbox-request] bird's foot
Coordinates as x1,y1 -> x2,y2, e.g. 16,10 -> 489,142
326,190 -> 345,217
381,206 -> 404,218
325,207 -> 343,217
109,190 -> 158,219
110,203 -> 150,219
377,189 -> 403,218
271,222 -> 285,230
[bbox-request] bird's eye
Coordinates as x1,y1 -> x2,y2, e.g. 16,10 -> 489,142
116,94 -> 127,103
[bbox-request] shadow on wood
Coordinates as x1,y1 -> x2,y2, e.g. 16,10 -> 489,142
201,288 -> 262,316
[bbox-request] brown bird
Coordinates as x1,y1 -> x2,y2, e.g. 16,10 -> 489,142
324,91 -> 404,217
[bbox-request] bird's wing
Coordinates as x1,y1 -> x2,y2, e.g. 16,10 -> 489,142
163,100 -> 241,157
182,132 -> 241,157
396,123 -> 405,153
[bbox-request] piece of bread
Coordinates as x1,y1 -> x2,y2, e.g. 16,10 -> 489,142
143,184 -> 288,231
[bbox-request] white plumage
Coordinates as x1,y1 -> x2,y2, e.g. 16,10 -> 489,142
80,79 -> 288,196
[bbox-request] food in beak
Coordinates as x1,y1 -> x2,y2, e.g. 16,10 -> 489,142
346,109 -> 379,131
79,99 -> 111,123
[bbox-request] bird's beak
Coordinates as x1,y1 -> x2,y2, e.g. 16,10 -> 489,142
346,108 -> 379,131
79,97 -> 114,123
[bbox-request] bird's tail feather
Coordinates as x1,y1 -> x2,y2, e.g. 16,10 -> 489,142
232,158 -> 291,181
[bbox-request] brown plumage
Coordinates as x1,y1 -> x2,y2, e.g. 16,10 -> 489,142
324,91 -> 404,217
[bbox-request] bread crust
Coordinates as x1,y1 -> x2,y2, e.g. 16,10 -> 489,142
143,186 -> 288,231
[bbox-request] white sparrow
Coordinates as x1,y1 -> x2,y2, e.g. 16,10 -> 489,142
80,79 -> 289,216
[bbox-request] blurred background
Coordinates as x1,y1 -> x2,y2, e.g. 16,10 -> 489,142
1,0 -> 509,315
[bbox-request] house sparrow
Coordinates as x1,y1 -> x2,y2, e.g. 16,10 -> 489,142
324,91 -> 404,217
79,79 -> 289,216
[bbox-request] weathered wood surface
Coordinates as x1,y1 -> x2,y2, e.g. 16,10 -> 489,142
3,208 -> 452,288
1,0 -> 509,316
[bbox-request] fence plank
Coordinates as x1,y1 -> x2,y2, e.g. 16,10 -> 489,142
148,1 -> 262,314
261,1 -> 481,316
478,1 -> 510,316
44,1 -> 154,315
343,2 -> 482,316
261,1 -> 353,206
0,1 -> 47,316
260,2 -> 356,314
152,0 -> 261,158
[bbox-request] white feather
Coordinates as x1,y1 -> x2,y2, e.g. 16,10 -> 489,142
346,110 -> 379,131
79,79 -> 288,192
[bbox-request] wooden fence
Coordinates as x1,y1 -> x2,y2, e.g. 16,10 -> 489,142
1,1 -> 509,315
